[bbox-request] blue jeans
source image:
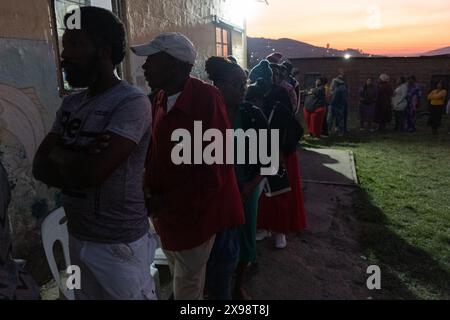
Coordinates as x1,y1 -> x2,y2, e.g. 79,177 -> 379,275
328,105 -> 346,134
205,228 -> 240,300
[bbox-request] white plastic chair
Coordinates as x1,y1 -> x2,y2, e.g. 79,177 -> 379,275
151,241 -> 168,300
41,207 -> 75,300
154,248 -> 169,266
41,207 -> 161,300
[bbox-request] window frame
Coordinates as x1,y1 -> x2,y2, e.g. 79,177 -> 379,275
215,26 -> 232,57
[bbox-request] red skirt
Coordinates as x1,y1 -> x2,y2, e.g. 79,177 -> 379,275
257,151 -> 307,233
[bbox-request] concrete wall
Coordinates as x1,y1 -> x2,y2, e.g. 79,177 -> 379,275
124,0 -> 248,92
291,56 -> 450,109
0,1 -> 62,264
0,0 -> 247,281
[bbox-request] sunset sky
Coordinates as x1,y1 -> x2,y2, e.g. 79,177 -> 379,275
245,0 -> 450,56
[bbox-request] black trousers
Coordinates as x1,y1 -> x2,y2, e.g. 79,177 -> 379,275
429,105 -> 444,130
394,110 -> 406,131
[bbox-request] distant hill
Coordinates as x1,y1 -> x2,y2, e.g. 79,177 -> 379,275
421,46 -> 450,56
247,37 -> 373,66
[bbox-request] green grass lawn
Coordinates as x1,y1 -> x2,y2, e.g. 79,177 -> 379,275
303,115 -> 450,299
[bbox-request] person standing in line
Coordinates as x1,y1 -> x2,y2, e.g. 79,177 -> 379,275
391,77 -> 408,131
256,63 -> 307,250
282,61 -> 301,106
279,64 -> 298,112
359,78 -> 378,132
446,98 -> 450,134
33,7 -> 157,300
321,77 -> 332,137
427,81 -> 448,135
328,74 -> 348,136
375,74 -> 394,131
303,78 -> 326,138
406,76 -> 421,133
132,33 -> 244,300
204,57 -> 267,300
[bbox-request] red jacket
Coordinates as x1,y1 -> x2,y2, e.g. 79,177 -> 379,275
146,77 -> 245,251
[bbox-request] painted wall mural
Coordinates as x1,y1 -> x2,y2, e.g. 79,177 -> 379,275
0,38 -> 62,254
0,84 -> 59,243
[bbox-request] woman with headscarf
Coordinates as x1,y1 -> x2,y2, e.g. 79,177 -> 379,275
375,74 -> 393,131
256,63 -> 307,250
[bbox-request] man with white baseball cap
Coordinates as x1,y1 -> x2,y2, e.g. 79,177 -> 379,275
131,33 -> 244,300
131,32 -> 197,65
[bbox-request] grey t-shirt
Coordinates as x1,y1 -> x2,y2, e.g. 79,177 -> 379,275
51,81 -> 152,244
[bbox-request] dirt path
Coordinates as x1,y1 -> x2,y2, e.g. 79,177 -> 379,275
246,150 -> 375,300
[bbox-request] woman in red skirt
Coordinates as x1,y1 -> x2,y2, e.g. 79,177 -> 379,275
257,151 -> 307,248
303,78 -> 326,138
256,63 -> 307,249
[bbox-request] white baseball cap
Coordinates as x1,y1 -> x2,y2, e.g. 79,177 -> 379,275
131,32 -> 197,65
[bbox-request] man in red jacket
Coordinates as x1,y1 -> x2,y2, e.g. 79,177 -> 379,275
132,33 -> 244,300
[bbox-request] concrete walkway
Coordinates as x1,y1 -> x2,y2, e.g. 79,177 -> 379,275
246,147 -> 374,300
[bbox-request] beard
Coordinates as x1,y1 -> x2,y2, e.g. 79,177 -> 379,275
62,57 -> 99,88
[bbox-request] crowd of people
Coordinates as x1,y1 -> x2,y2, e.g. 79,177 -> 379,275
301,71 -> 449,137
358,75 -> 449,135
0,7 -> 308,300
2,6 -> 448,302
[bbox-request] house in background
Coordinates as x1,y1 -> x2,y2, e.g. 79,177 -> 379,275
0,0 -> 248,282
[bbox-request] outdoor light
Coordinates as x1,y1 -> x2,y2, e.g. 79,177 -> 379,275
344,54 -> 352,60
225,0 -> 266,26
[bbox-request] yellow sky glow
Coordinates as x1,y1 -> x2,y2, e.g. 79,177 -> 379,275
245,0 -> 450,56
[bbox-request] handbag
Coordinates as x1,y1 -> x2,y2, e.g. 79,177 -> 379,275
263,165 -> 291,197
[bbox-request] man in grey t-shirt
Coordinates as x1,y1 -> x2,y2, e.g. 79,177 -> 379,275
33,7 -> 156,300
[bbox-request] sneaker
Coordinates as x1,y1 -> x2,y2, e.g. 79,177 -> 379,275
274,233 -> 287,249
255,230 -> 271,241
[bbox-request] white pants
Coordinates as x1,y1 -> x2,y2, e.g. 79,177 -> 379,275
69,233 -> 157,300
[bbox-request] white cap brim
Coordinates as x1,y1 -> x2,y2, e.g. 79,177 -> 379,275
131,43 -> 161,57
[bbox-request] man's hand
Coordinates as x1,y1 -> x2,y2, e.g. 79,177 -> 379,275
86,133 -> 111,155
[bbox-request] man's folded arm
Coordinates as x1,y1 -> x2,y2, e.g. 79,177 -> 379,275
33,133 -> 66,189
47,131 -> 137,189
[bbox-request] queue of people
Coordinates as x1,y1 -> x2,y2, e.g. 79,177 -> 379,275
0,7 -> 312,300
302,71 -> 449,137
361,75 -> 448,135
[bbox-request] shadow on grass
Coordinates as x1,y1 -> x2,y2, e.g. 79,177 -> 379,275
301,139 -> 449,299
353,188 -> 450,299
